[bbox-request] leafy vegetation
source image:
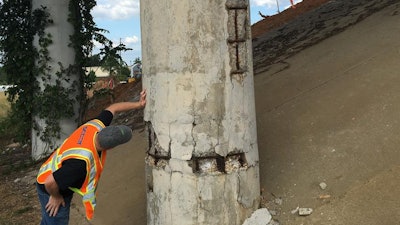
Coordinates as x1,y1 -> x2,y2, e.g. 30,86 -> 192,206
0,67 -> 6,84
0,0 -> 132,149
0,0 -> 38,142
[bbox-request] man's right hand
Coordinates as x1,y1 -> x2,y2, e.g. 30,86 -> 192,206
46,194 -> 66,217
44,173 -> 65,216
139,89 -> 147,108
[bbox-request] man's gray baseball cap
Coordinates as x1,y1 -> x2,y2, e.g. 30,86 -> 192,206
98,125 -> 132,149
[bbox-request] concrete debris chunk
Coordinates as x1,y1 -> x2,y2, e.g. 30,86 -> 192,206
268,220 -> 280,225
319,182 -> 327,190
242,208 -> 272,225
269,210 -> 277,216
291,206 -> 299,214
274,197 -> 283,205
319,194 -> 331,199
299,208 -> 313,216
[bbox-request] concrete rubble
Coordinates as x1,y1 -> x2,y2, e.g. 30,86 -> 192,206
298,207 -> 313,216
242,208 -> 272,225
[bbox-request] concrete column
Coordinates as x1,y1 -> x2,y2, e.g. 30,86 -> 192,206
141,0 -> 260,224
31,0 -> 79,160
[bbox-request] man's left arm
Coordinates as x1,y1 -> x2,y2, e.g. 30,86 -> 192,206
105,89 -> 146,116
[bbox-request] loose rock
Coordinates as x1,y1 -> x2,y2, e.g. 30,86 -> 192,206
299,208 -> 313,216
291,206 -> 299,214
319,182 -> 327,190
242,208 -> 272,225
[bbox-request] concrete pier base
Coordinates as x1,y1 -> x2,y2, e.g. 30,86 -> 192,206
146,157 -> 260,225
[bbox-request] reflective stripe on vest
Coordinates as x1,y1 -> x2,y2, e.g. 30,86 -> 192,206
36,119 -> 106,220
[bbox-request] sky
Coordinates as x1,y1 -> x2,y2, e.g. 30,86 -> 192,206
93,0 -> 303,66
0,0 -> 301,66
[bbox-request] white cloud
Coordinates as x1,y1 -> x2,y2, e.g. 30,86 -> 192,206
124,36 -> 139,45
92,40 -> 102,49
251,0 -> 302,8
251,0 -> 277,7
93,0 -> 140,20
106,36 -> 140,48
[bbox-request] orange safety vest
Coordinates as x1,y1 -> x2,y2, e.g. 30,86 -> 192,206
37,119 -> 107,220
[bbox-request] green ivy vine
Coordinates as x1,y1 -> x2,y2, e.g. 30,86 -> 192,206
0,0 -> 122,149
0,0 -> 38,142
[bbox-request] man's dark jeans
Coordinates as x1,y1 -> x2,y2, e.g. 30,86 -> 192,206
36,183 -> 73,225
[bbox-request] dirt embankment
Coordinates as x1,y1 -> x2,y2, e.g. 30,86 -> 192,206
252,0 -> 398,74
251,0 -> 331,39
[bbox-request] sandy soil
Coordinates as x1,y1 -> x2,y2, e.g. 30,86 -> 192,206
1,0 -> 400,224
255,2 -> 400,224
251,0 -> 331,39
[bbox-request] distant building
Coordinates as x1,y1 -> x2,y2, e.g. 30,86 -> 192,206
84,67 -> 116,90
0,85 -> 14,92
130,63 -> 142,79
84,66 -> 110,78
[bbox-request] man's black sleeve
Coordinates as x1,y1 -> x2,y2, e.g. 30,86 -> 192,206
95,110 -> 113,126
53,159 -> 87,196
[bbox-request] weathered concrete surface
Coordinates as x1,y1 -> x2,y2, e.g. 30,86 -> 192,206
141,0 -> 259,224
242,208 -> 272,225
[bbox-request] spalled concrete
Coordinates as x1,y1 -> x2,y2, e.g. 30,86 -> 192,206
141,0 -> 260,224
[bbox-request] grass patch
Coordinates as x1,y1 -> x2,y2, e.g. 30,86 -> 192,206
0,93 -> 13,147
0,93 -> 10,118
14,206 -> 34,215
